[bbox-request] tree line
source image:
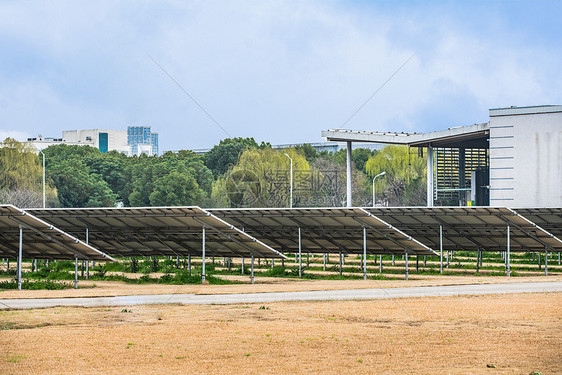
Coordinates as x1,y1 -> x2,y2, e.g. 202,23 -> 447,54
0,137 -> 427,208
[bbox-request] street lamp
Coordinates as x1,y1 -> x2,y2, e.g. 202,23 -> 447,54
284,153 -> 293,208
372,171 -> 386,207
34,145 -> 46,208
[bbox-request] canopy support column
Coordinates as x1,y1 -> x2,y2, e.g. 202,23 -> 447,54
427,146 -> 434,207
323,253 -> 326,271
379,254 -> 382,273
392,254 -> 395,266
188,254 -> 192,277
346,141 -> 352,207
241,257 -> 244,274
201,226 -> 206,284
17,226 -> 23,291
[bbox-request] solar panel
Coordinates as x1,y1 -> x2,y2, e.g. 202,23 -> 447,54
28,206 -> 286,259
0,205 -> 114,261
209,207 -> 436,256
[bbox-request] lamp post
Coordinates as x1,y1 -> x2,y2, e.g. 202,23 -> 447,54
284,153 -> 293,208
372,171 -> 386,207
34,145 -> 46,208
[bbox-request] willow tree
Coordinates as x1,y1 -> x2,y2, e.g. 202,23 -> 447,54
213,148 -> 310,208
365,145 -> 426,206
0,138 -> 55,207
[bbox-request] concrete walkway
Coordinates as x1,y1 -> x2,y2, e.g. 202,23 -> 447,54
0,281 -> 560,310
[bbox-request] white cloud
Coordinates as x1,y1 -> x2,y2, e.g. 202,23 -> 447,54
0,1 -> 560,150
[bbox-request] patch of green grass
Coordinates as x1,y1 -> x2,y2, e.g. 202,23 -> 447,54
0,279 -> 72,290
4,354 -> 26,363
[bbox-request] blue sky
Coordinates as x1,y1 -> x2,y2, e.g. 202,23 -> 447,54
1,0 -> 561,151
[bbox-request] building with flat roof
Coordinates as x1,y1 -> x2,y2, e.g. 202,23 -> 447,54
28,129 -> 130,154
322,105 -> 562,208
127,126 -> 159,156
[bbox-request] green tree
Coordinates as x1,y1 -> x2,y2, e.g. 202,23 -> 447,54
204,137 -> 270,177
365,145 -> 426,206
149,170 -> 204,206
0,138 -> 57,207
294,144 -> 318,161
0,138 -> 42,190
212,148 -> 309,208
49,158 -> 116,207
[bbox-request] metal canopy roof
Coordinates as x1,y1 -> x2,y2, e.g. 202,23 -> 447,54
0,205 -> 114,261
322,123 -> 490,149
363,207 -> 562,252
28,207 -> 286,259
208,208 -> 436,256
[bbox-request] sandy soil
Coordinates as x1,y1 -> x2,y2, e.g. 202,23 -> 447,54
1,274 -> 561,299
0,292 -> 560,374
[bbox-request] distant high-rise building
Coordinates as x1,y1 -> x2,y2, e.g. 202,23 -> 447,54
127,126 -> 159,156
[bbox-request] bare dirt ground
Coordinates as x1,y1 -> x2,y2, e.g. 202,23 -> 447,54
1,274 -> 561,299
0,292 -> 560,374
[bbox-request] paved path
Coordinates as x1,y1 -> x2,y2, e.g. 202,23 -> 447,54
1,281 -> 560,310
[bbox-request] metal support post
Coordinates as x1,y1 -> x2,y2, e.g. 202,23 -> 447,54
188,254 -> 192,276
74,256 -> 78,289
392,254 -> 395,266
405,251 -> 409,280
379,254 -> 382,273
558,252 -> 560,265
426,146 -> 434,207
439,225 -> 443,274
251,255 -> 255,284
538,252 -> 541,270
362,227 -> 367,280
298,227 -> 302,277
416,256 -> 419,272
241,257 -> 245,274
306,253 -> 309,268
201,226 -> 206,283
17,226 -> 23,291
545,248 -> 548,276
339,251 -> 342,275
346,141 -> 352,207
476,250 -> 480,273
86,260 -> 89,280
323,253 -> 326,271
424,256 -> 426,266
506,225 -> 510,277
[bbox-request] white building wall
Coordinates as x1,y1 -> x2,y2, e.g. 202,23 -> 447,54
489,106 -> 562,207
62,129 -> 130,154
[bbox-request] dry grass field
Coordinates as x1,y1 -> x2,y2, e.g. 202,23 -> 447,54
1,291 -> 560,374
